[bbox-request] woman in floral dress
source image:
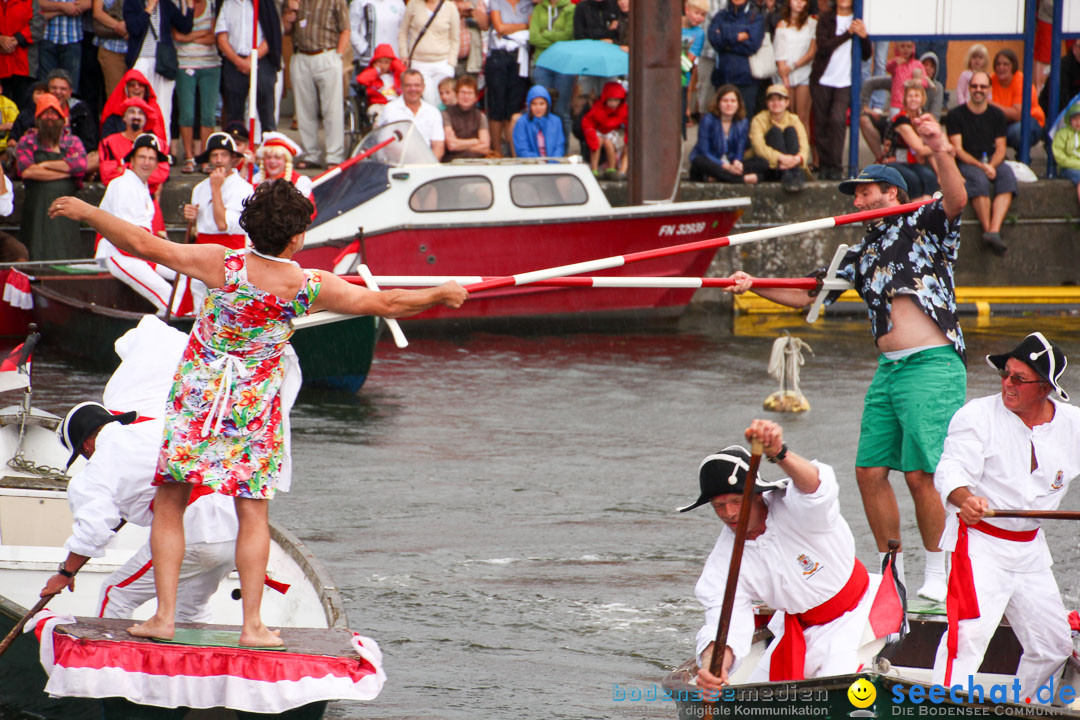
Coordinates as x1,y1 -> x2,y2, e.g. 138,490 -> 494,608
49,182 -> 467,646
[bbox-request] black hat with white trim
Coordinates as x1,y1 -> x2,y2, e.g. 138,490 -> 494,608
194,131 -> 243,165
123,133 -> 169,163
57,401 -> 137,469
986,332 -> 1069,402
678,445 -> 788,512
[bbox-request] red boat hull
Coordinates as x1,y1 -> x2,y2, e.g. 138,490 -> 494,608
296,207 -> 743,322
0,269 -> 33,338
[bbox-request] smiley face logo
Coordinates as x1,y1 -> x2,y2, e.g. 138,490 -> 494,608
847,678 -> 876,708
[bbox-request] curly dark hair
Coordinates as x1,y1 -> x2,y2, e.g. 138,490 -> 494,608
238,180 -> 314,255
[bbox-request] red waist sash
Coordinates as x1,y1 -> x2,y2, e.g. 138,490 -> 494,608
944,516 -> 1040,684
196,233 -> 246,250
769,558 -> 869,681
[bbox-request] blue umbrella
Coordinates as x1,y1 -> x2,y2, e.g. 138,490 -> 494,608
536,39 -> 628,78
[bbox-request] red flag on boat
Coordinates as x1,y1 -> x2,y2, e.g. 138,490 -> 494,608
869,553 -> 905,637
0,336 -> 34,392
2,269 -> 32,310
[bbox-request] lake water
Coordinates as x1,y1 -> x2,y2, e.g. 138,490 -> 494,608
17,312 -> 1080,719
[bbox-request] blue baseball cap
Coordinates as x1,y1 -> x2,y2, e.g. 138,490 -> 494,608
838,164 -> 908,195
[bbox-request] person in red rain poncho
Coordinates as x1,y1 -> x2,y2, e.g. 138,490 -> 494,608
100,69 -> 168,151
582,80 -> 629,178
356,43 -> 406,110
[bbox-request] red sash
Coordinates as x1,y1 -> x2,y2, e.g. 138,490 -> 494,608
196,233 -> 246,250
769,558 -> 869,681
943,517 -> 1039,684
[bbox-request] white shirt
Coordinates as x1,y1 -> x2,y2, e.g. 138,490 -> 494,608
100,169 -> 154,231
936,394 -> 1080,572
191,171 -> 254,237
378,96 -> 446,145
694,462 -> 854,666
215,0 -> 263,55
350,0 -> 404,62
0,173 -> 13,217
252,171 -> 314,200
818,13 -> 854,89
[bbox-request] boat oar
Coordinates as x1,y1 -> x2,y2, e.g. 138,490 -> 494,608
985,509 -> 1080,520
459,198 -> 934,295
357,264 -> 408,348
311,132 -> 401,189
708,438 -> 765,683
0,593 -> 56,660
0,257 -> 103,269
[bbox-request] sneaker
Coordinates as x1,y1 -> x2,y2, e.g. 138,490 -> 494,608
917,576 -> 947,604
782,170 -> 804,193
982,231 -> 1008,256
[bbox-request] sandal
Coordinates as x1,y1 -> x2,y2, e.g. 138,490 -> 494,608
200,164 -> 211,174
182,158 -> 196,174
295,160 -> 321,170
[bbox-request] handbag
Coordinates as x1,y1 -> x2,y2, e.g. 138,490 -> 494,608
148,17 -> 179,81
92,0 -> 125,40
749,32 -> 777,81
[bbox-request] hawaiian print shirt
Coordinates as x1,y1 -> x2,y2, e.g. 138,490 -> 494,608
824,199 -> 965,364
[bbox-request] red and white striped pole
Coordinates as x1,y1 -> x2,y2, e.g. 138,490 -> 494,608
342,275 -> 833,290
458,198 -> 933,295
247,0 -> 260,160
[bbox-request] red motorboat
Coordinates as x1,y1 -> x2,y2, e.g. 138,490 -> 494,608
300,121 -> 749,323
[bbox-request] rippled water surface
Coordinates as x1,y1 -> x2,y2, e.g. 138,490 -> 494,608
17,313 -> 1080,720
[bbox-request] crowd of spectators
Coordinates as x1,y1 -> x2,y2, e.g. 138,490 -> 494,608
0,0 -> 1073,263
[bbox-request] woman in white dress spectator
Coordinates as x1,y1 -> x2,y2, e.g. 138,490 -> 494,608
772,0 -> 815,154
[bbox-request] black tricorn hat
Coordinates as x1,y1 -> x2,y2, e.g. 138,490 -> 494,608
57,402 -> 137,469
123,132 -> 169,163
986,332 -> 1069,402
678,445 -> 787,512
194,131 -> 243,165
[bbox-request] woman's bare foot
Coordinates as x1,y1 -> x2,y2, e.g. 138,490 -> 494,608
128,615 -> 175,640
239,624 -> 283,648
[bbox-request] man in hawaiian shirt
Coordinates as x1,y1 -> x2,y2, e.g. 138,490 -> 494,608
725,113 -> 968,605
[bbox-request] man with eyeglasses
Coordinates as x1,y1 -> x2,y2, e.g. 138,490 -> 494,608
723,113 -> 968,606
931,332 -> 1079,701
944,69 -> 1015,256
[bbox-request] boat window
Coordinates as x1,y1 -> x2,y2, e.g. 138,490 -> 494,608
409,176 -> 493,212
510,174 -> 588,208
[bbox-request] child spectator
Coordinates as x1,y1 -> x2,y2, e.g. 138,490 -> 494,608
955,44 -> 989,107
885,41 -> 928,112
747,83 -> 808,191
1052,102 -> 1080,207
581,80 -> 628,178
356,43 -> 405,114
438,76 -> 457,110
917,50 -> 945,116
681,0 -> 707,124
443,75 -> 490,161
528,0 -> 575,140
512,84 -> 565,158
689,84 -> 763,183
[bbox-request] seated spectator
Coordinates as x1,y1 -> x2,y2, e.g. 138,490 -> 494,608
398,0 -> 459,106
47,69 -> 98,177
174,0 -> 220,174
945,70 -> 1014,256
100,69 -> 166,147
437,76 -> 456,110
528,0 -> 575,140
582,80 -> 628,178
97,133 -> 183,315
443,75 -> 490,161
990,48 -> 1044,154
378,68 -> 446,160
955,43 -> 989,108
1051,102 -> 1080,207
747,83 -> 808,190
917,51 -> 945,116
98,97 -> 169,187
810,0 -> 870,179
0,80 -> 18,156
15,94 -> 88,260
1039,40 -> 1080,122
860,40 -> 928,161
707,0 -> 763,113
9,82 -> 50,146
689,84 -> 762,184
486,0 -> 533,154
253,132 -> 315,210
880,81 -> 938,200
512,84 -> 565,159
356,43 -> 405,115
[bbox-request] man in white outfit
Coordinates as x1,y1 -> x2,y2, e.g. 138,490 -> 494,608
184,131 -> 253,251
932,333 -> 1080,701
39,318 -> 238,620
689,419 -> 901,691
97,133 -> 183,316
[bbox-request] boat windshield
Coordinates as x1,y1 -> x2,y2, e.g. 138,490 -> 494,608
354,120 -> 438,166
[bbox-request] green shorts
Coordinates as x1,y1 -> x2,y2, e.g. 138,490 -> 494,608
856,345 -> 967,474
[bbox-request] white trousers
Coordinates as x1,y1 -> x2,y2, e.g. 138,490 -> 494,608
290,50 -> 345,165
410,58 -> 454,107
133,58 -> 176,142
102,254 -> 179,316
747,574 -> 884,681
96,540 -> 236,622
932,554 -> 1072,702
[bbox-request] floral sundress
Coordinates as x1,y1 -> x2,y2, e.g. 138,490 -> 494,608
154,250 -> 321,499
